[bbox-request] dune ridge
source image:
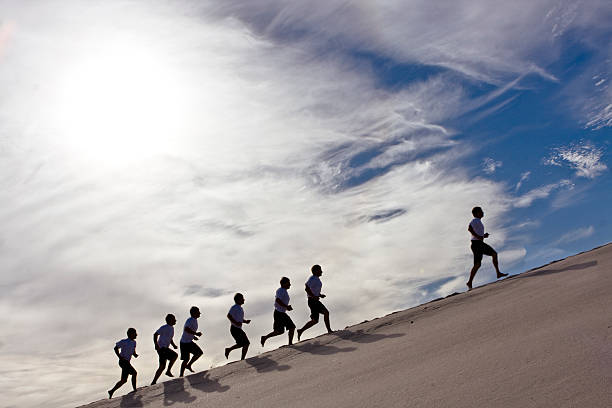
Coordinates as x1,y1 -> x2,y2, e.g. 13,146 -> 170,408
80,242 -> 612,408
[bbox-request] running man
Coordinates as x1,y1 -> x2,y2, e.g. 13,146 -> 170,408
261,277 -> 295,346
225,293 -> 251,360
108,328 -> 139,399
151,314 -> 178,385
467,206 -> 508,290
179,306 -> 203,377
297,264 -> 333,341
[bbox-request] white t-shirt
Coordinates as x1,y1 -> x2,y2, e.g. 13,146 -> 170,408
306,275 -> 322,297
274,287 -> 290,313
155,324 -> 174,348
180,317 -> 198,343
228,304 -> 244,328
469,218 -> 485,241
116,338 -> 136,361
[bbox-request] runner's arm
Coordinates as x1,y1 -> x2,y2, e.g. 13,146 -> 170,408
227,313 -> 241,327
275,297 -> 292,310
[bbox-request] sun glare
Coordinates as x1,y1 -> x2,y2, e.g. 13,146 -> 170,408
54,42 -> 188,164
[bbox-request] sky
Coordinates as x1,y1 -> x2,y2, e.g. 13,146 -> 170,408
0,0 -> 611,407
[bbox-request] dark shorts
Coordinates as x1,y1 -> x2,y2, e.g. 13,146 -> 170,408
157,347 -> 178,364
180,341 -> 203,361
308,297 -> 329,322
273,310 -> 296,333
119,358 -> 136,381
471,240 -> 496,264
230,325 -> 250,347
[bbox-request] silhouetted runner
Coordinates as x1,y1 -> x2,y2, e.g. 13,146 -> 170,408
261,277 -> 295,346
224,293 -> 251,360
151,314 -> 178,385
467,206 -> 507,290
108,328 -> 139,399
297,264 -> 333,341
179,306 -> 203,376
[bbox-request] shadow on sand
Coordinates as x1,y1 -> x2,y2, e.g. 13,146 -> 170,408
162,372 -> 230,406
332,329 -> 405,344
119,391 -> 143,407
292,341 -> 357,355
162,378 -> 196,406
518,261 -> 598,279
186,371 -> 230,393
245,354 -> 291,373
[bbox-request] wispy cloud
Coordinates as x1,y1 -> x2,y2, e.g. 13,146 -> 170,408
544,141 -> 607,179
554,225 -> 595,245
483,157 -> 502,174
515,171 -> 531,191
513,179 -> 573,208
210,0 -> 595,84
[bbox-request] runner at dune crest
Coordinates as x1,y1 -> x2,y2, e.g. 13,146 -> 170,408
467,206 -> 507,290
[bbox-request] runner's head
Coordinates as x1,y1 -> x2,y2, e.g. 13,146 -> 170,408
127,327 -> 137,339
280,276 -> 291,289
472,206 -> 484,218
165,314 -> 176,325
311,264 -> 323,276
234,293 -> 244,304
190,306 -> 201,318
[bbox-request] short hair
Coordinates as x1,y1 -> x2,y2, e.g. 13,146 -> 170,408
472,206 -> 482,217
127,327 -> 137,337
165,314 -> 175,324
234,293 -> 243,302
280,276 -> 290,285
311,264 -> 322,273
190,306 -> 199,316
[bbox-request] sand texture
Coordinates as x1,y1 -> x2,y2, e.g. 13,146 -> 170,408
80,243 -> 612,408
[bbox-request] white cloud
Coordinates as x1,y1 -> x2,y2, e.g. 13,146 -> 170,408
544,142 -> 607,179
483,157 -> 503,174
554,225 -> 595,245
499,247 -> 527,265
515,171 -> 531,191
513,179 -> 573,208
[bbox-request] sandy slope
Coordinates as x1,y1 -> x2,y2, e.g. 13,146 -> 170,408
80,243 -> 612,408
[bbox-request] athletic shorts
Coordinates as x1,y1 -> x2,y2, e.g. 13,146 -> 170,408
273,310 -> 296,333
180,341 -> 203,361
157,347 -> 178,364
119,358 -> 136,381
230,325 -> 250,347
307,297 -> 329,322
471,240 -> 496,264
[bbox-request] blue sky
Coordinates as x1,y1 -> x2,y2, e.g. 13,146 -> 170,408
0,1 -> 611,407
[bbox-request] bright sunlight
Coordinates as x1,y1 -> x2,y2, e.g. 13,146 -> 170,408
53,41 -> 188,164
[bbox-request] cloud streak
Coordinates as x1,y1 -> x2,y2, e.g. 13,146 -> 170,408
554,225 -> 595,245
513,179 -> 573,208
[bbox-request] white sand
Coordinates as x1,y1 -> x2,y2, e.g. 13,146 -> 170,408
80,243 -> 612,408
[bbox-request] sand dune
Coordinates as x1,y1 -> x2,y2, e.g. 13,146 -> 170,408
79,243 -> 612,408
